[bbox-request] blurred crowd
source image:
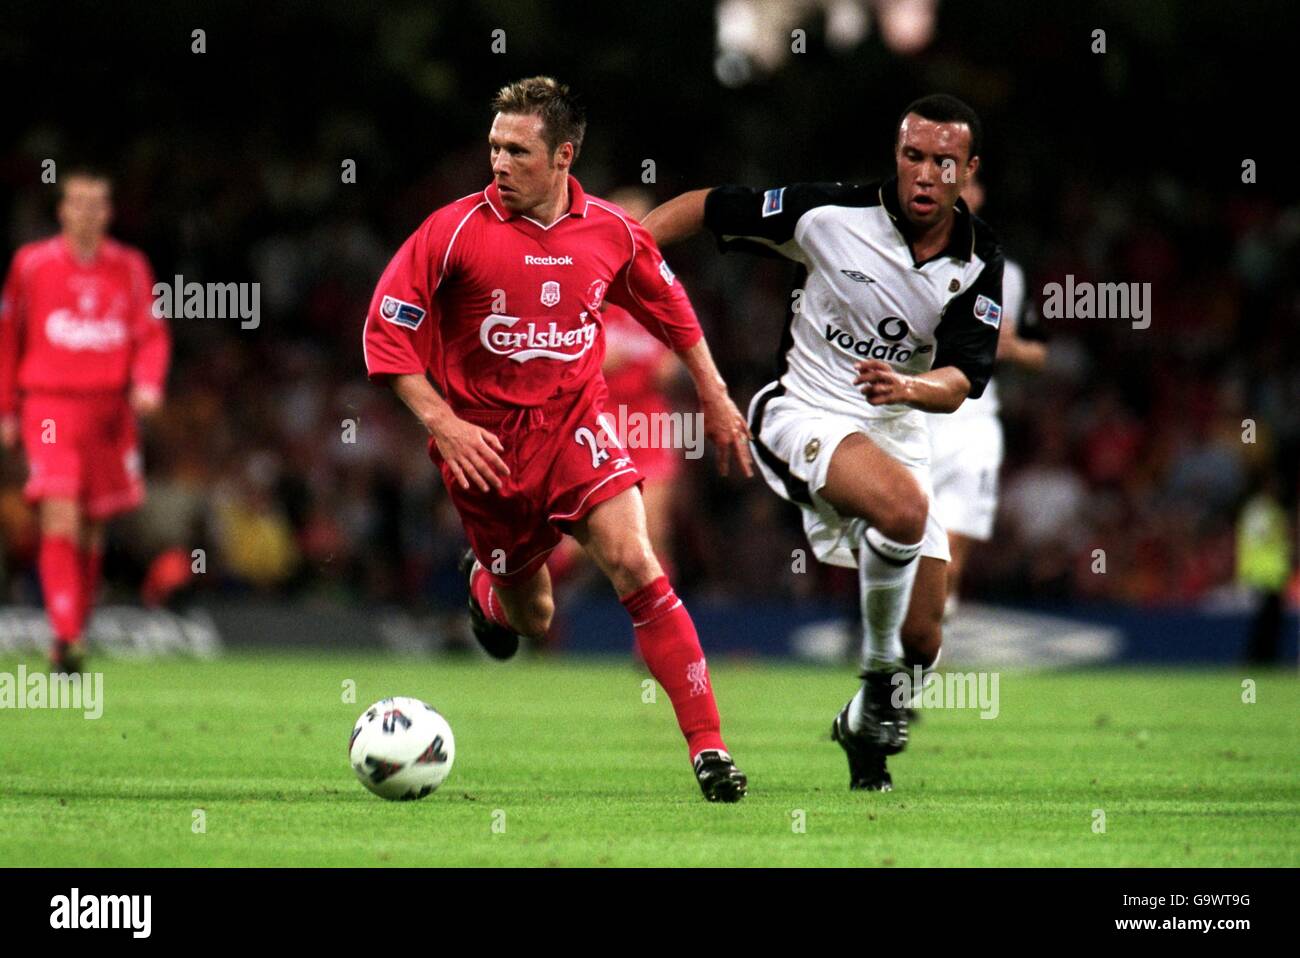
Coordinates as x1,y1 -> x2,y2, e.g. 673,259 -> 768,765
1,1 -> 1295,612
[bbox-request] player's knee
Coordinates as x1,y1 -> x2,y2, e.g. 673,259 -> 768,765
40,500 -> 80,540
877,492 -> 927,544
601,540 -> 661,591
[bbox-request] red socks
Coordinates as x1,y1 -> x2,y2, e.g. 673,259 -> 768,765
38,535 -> 82,646
471,564 -> 513,630
621,576 -> 726,760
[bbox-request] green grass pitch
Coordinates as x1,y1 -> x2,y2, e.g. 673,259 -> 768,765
1,652 -> 1296,867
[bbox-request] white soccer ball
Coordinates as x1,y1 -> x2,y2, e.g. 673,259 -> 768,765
349,697 -> 456,801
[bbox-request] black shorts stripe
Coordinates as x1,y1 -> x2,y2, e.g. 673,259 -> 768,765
749,382 -> 813,508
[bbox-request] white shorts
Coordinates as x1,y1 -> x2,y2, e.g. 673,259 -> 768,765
748,381 -> 949,569
929,412 -> 1003,541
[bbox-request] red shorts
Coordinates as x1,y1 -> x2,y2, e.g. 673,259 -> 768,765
432,382 -> 643,588
21,392 -> 144,520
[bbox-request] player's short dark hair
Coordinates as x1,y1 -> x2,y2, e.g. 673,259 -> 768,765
897,94 -> 983,160
59,165 -> 113,199
491,76 -> 587,162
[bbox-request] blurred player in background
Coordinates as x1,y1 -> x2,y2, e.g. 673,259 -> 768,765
924,173 -> 1046,621
547,187 -> 684,599
647,95 -> 1002,792
363,77 -> 754,801
0,169 -> 171,672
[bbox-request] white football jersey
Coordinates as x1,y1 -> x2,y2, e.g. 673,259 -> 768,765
705,179 -> 1004,461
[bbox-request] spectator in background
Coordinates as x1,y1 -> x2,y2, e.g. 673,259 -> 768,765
1238,473 -> 1292,663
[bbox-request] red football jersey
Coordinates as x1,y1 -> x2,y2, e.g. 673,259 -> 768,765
0,236 -> 170,414
363,177 -> 702,409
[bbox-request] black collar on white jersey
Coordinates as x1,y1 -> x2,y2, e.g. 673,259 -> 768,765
879,176 -> 975,267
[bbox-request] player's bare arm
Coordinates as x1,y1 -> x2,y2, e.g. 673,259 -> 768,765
995,321 -> 1047,370
642,189 -> 711,247
675,339 -> 753,478
853,360 -> 970,413
390,373 -> 509,493
130,384 -> 163,417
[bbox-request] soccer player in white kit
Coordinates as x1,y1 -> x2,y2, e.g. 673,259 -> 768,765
648,95 -> 1004,791
925,174 -> 1047,619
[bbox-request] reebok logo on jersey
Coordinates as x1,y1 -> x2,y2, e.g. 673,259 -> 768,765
379,295 -> 426,330
524,255 -> 574,266
973,295 -> 1002,328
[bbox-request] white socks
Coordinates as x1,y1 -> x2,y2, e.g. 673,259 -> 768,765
858,526 -> 922,671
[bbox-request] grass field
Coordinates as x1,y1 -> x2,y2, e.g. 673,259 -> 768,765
1,652 -> 1297,867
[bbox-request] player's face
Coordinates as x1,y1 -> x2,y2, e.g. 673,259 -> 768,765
488,112 -> 570,216
58,177 -> 113,243
894,114 -> 978,229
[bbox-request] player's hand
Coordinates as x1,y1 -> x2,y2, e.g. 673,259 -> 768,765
854,360 -> 914,406
0,415 -> 18,451
430,414 -> 510,493
700,389 -> 753,479
130,386 -> 162,418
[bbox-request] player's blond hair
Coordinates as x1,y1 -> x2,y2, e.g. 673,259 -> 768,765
491,76 -> 586,162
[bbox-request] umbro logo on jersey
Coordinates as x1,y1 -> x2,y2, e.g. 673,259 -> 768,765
841,270 -> 876,284
379,295 -> 426,330
524,255 -> 574,266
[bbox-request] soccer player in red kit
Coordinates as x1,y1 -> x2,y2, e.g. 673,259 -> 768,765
0,169 -> 170,672
363,77 -> 754,801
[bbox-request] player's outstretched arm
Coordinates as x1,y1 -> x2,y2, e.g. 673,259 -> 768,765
677,338 -> 753,478
642,189 -> 711,248
390,373 -> 509,493
853,360 -> 971,414
996,324 -> 1047,370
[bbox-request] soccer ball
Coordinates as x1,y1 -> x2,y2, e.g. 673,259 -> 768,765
349,697 -> 456,801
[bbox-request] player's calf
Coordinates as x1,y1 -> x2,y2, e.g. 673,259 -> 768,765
497,588 -> 554,639
900,556 -> 947,669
